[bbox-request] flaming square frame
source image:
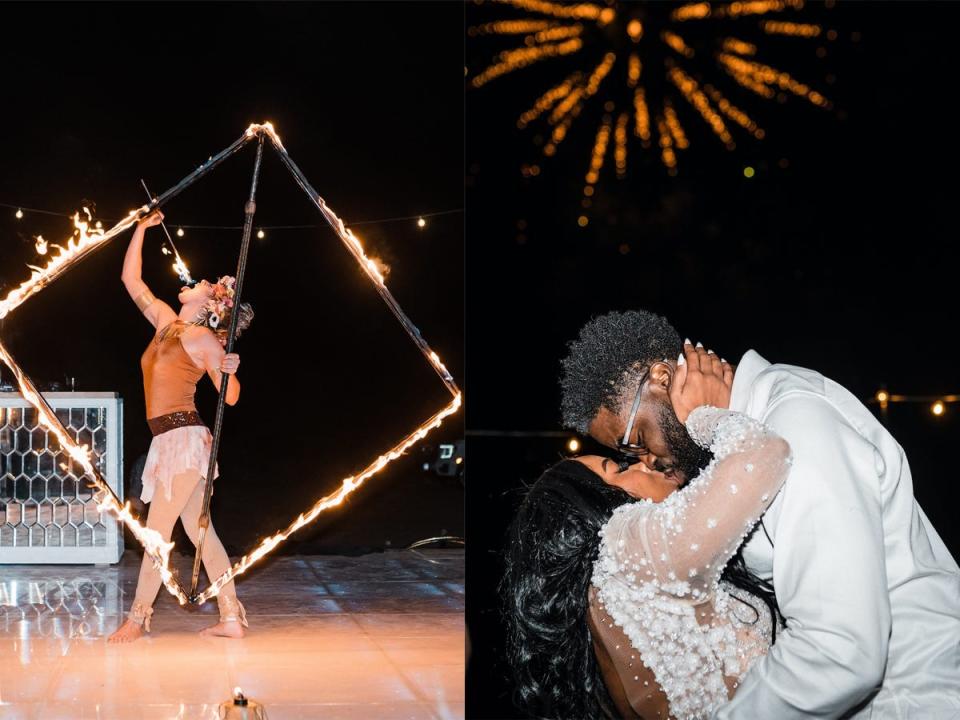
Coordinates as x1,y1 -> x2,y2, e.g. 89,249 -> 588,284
0,123 -> 462,605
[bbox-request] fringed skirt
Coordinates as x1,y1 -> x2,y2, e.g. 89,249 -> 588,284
141,425 -> 220,503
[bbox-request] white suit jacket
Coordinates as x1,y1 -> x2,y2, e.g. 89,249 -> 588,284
715,351 -> 960,719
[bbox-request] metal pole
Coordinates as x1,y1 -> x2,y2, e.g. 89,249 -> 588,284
0,338 -> 191,600
265,140 -> 460,399
146,133 -> 252,213
140,180 -> 195,285
189,135 -> 265,598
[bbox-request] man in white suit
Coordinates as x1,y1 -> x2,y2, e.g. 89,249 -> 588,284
562,309 -> 960,718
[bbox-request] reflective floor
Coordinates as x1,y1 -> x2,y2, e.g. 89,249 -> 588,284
0,549 -> 465,719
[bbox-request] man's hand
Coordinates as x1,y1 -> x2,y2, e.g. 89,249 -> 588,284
669,340 -> 733,424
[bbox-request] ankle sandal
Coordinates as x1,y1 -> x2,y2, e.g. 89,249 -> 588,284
128,600 -> 154,632
218,594 -> 249,628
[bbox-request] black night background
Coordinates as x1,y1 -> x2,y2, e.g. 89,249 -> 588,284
466,2 -> 959,717
0,3 -> 464,561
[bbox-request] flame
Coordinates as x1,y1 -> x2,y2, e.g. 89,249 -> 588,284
245,122 -> 286,153
195,391 -> 462,603
0,207 -> 146,321
311,197 -> 390,287
367,255 -> 391,280
171,251 -> 194,285
0,338 -> 188,604
34,236 -> 47,255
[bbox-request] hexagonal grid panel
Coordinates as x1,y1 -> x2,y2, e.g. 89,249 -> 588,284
0,393 -> 123,563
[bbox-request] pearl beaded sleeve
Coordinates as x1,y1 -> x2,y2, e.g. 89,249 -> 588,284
590,406 -> 792,719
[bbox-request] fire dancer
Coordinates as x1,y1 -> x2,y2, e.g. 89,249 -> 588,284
109,209 -> 253,643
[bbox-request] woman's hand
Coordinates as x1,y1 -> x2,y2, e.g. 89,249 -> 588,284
137,209 -> 165,229
220,353 -> 240,375
669,340 -> 733,424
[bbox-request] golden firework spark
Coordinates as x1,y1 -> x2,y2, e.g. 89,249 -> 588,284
468,0 -> 835,194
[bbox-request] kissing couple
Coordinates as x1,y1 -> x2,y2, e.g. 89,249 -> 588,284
503,310 -> 960,719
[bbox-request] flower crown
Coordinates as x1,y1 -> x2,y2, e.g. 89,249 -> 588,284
199,275 -> 236,331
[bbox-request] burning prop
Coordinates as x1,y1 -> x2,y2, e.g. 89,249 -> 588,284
0,123 -> 462,605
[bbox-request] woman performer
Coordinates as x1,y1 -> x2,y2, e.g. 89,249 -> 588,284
109,209 -> 253,643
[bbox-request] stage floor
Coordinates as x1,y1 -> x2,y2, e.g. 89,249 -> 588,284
0,549 -> 464,719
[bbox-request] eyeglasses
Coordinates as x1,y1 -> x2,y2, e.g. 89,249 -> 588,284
616,367 -> 651,460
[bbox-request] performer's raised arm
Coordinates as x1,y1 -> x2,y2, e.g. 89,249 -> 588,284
121,210 -> 177,330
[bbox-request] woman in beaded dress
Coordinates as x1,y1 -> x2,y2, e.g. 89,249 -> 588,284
108,210 -> 252,643
503,344 -> 792,719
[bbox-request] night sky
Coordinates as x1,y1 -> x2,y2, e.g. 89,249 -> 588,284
466,3 -> 960,716
0,3 -> 464,554
3,2 -> 960,716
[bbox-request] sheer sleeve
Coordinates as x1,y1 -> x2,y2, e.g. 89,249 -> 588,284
597,406 -> 792,602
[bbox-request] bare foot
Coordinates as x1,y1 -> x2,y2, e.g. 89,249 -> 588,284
107,618 -> 145,643
199,619 -> 246,638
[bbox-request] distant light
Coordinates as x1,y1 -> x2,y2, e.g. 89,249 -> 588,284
422,462 -> 430,471
567,438 -> 581,453
15,208 -> 23,219
455,457 -> 463,465
257,229 -> 265,239
577,215 -> 589,227
876,390 -> 889,403
417,217 -> 427,228
176,227 -> 185,237
932,401 -> 945,417
743,166 -> 756,178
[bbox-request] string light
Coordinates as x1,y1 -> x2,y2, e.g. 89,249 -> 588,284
176,227 -> 185,237
870,389 -> 957,419
15,208 -> 23,219
1,200 -> 460,232
257,228 -> 265,239
567,437 -> 581,453
417,217 -> 426,228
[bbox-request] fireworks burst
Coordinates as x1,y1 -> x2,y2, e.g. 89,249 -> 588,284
468,0 -> 837,197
